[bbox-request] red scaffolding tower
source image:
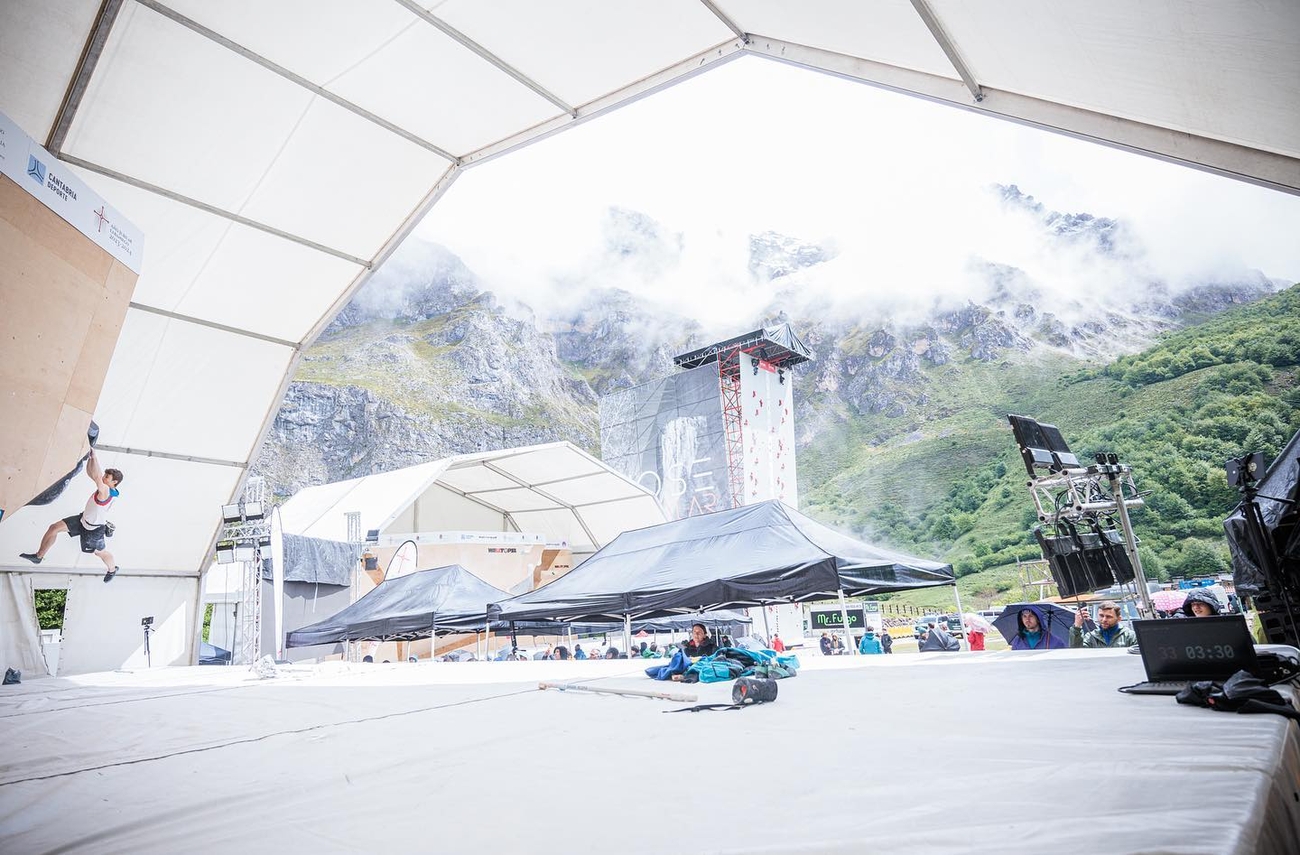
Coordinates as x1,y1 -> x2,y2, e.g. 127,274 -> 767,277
673,325 -> 813,508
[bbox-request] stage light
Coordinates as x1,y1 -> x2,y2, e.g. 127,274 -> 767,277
257,535 -> 272,550
233,540 -> 257,562
778,369 -> 786,385
243,501 -> 264,521
215,540 -> 236,564
1107,453 -> 1119,465
365,529 -> 380,544
221,504 -> 243,523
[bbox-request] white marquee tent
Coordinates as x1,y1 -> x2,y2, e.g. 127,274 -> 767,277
280,441 -> 666,557
1,0 -> 1298,672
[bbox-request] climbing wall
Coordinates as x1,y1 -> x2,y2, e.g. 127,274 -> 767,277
738,360 -> 797,508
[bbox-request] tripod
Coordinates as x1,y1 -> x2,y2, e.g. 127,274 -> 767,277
142,619 -> 155,668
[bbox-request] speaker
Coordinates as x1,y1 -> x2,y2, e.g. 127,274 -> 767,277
1035,521 -> 1135,597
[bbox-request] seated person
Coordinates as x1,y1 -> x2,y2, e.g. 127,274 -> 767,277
1069,600 -> 1135,648
681,623 -> 718,658
1182,589 -> 1223,617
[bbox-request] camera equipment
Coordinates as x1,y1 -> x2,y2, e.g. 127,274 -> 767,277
141,616 -> 155,667
1224,444 -> 1300,646
1226,452 -> 1266,488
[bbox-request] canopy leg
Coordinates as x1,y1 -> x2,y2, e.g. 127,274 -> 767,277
837,589 -> 857,655
623,614 -> 632,658
951,583 -> 967,651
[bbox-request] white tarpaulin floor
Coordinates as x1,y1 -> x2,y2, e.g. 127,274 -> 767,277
1,649 -> 1297,853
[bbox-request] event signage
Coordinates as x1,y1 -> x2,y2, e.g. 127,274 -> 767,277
0,109 -> 144,273
810,607 -> 865,631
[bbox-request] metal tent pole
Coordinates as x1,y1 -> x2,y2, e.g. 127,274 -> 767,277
837,589 -> 858,655
951,583 -> 968,650
1106,471 -> 1154,618
623,614 -> 632,658
759,604 -> 771,645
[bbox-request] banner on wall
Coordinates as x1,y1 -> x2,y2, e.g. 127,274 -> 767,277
0,109 -> 144,273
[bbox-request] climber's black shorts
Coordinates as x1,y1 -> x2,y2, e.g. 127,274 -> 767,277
62,515 -> 106,553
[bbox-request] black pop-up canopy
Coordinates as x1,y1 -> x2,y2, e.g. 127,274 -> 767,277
494,500 -> 954,623
285,564 -> 511,647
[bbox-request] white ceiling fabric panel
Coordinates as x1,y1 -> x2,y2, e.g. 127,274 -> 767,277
432,0 -> 736,107
162,0 -> 563,156
60,2 -> 452,259
470,488 -> 561,513
283,460 -> 449,541
230,97 -> 451,258
62,2 -> 319,214
94,310 -> 294,462
541,475 -> 645,506
717,0 -> 955,79
489,446 -> 604,485
0,453 -> 242,573
0,0 -> 100,141
508,508 -> 593,551
69,170 -> 364,342
437,467 -> 520,493
931,0 -> 1300,159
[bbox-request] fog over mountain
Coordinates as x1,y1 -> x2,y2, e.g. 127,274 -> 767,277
254,185 -> 1283,498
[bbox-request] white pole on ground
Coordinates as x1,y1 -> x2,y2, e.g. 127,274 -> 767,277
623,614 -> 632,658
951,583 -> 968,650
837,588 -> 858,655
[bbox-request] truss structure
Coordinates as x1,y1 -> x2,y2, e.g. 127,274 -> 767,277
1024,461 -> 1154,615
222,477 -> 271,667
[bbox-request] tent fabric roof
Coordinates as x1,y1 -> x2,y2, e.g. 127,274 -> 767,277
278,441 -> 665,554
286,563 -> 506,646
494,500 -> 954,622
1,2 -> 1297,578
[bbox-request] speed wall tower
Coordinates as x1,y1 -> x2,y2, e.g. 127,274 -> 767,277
600,323 -> 813,520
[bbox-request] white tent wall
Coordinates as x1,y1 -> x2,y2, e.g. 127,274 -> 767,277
58,575 -> 198,674
0,573 -> 48,678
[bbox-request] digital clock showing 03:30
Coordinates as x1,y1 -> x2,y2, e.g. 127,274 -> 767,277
1156,644 -> 1236,661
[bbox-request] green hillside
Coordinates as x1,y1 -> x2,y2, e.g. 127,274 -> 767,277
802,284 -> 1300,611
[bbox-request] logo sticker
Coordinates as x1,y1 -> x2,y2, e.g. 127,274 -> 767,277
27,154 -> 45,185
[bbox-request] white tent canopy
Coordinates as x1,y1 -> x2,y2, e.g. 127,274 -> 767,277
279,442 -> 666,556
1,2 -> 1297,669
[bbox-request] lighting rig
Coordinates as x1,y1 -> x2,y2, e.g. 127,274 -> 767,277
214,476 -> 272,666
1009,414 -> 1155,616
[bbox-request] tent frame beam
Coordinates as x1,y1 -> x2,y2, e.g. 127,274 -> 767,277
45,0 -> 124,154
134,0 -> 459,163
56,154 -> 373,267
746,35 -> 1300,196
908,0 -> 983,102
128,302 -> 299,350
390,0 -> 576,118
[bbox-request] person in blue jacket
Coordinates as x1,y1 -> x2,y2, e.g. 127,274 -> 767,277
858,628 -> 883,654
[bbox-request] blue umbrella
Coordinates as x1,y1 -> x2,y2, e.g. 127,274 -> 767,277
992,603 -> 1090,650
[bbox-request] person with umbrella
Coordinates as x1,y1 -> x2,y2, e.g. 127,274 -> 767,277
994,603 -> 1081,650
1069,600 -> 1136,648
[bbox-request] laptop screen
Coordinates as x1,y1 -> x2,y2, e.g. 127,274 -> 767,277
1133,615 -> 1257,681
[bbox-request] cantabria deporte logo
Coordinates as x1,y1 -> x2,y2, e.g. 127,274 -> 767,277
27,154 -> 45,186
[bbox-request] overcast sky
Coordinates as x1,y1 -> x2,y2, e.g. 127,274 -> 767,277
416,57 -> 1300,329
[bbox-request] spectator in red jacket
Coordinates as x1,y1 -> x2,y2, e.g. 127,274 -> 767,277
771,634 -> 785,652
